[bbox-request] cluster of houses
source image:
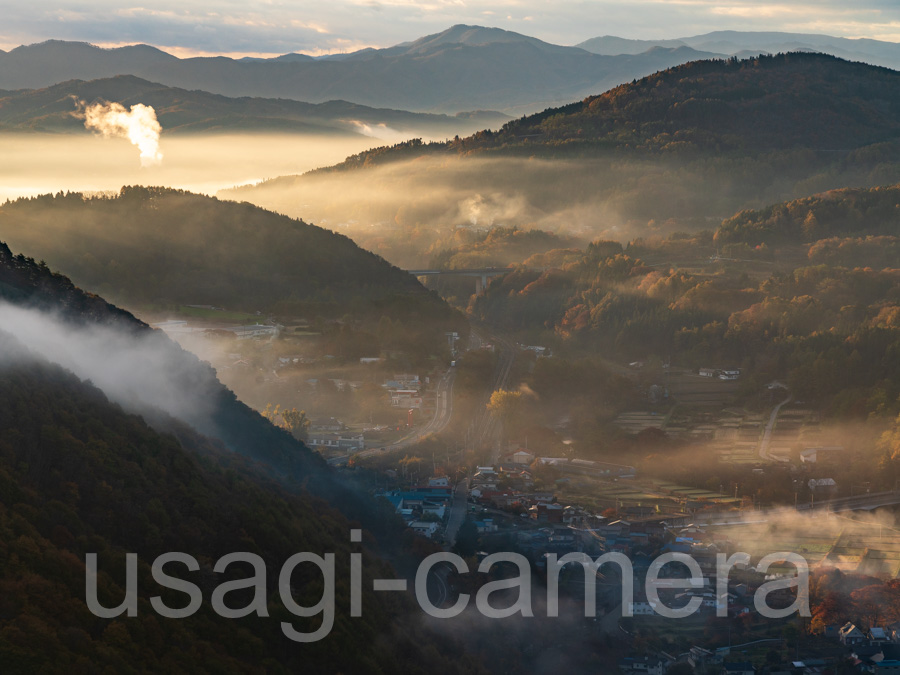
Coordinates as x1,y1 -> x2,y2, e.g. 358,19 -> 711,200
535,456 -> 637,479
378,476 -> 455,539
468,452 -> 636,521
617,566 -> 900,674
835,623 -> 900,673
621,627 -> 900,674
470,459 -> 595,526
619,622 -> 900,673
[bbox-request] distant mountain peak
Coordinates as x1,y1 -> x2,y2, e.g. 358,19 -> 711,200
400,23 -> 573,56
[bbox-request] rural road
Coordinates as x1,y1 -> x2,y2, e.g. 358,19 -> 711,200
758,394 -> 792,461
327,364 -> 457,465
444,478 -> 470,545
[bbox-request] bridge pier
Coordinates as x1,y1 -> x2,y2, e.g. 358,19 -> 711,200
406,267 -> 523,297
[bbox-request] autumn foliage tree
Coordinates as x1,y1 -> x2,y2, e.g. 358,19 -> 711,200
487,389 -> 525,443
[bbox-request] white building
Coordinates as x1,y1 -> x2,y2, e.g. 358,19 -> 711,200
390,390 -> 423,408
409,521 -> 439,539
512,450 -> 535,465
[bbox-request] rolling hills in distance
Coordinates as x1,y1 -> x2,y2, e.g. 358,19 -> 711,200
574,29 -> 900,66
10,24 -> 900,115
0,75 -> 511,136
0,28 -> 715,114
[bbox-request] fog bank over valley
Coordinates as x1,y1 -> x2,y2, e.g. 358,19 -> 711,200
0,132 -> 403,202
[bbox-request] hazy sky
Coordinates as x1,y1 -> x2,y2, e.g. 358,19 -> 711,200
2,1 -> 900,57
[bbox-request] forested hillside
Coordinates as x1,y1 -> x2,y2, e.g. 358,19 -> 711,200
0,241 -> 394,522
228,54 -> 900,241
0,333 -> 477,673
318,52 -> 900,165
469,185 -> 900,417
0,188 -> 459,328
715,184 -> 900,246
0,245 -> 483,672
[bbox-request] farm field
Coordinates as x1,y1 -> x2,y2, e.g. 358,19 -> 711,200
712,513 -> 900,578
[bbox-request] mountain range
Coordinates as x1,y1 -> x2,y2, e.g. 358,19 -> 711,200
2,26 -> 900,114
576,30 -> 900,67
0,28 -> 715,114
0,75 -> 510,136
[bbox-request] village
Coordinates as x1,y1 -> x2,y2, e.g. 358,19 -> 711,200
372,436 -> 900,674
147,311 -> 900,673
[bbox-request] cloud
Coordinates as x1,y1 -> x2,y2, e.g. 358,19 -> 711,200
0,301 -> 215,433
1,1 -> 900,56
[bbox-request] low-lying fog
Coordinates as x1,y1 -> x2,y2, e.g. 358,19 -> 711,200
220,155 -> 714,267
0,132 -> 389,202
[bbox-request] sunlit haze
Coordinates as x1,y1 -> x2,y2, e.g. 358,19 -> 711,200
0,133 -> 384,203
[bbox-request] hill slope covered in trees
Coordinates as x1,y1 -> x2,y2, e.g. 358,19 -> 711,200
307,52 -> 900,164
226,53 -> 900,244
715,184 -> 900,247
0,75 -> 510,135
467,185 -> 900,417
0,246 -> 481,672
0,187 -> 458,325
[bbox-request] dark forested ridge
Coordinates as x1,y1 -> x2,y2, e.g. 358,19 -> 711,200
0,241 -> 385,521
0,240 -> 483,673
308,52 -> 900,170
0,333 -> 478,673
0,75 -> 511,135
0,187 -> 453,319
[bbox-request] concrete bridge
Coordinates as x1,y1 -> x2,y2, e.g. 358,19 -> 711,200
406,267 -> 541,294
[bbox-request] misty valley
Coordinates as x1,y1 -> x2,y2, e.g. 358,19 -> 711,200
3,22 -> 900,675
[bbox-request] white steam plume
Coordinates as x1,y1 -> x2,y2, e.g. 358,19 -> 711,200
82,101 -> 163,167
347,120 -> 407,143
